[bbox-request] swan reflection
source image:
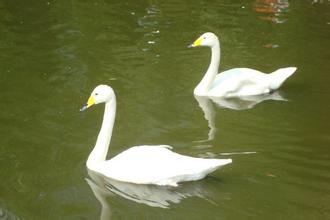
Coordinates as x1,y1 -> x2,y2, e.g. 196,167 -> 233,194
210,91 -> 287,110
86,170 -> 222,214
194,92 -> 286,142
194,96 -> 217,142
195,92 -> 286,133
0,205 -> 20,219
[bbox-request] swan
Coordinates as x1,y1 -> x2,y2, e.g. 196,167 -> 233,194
188,32 -> 297,97
80,85 -> 232,187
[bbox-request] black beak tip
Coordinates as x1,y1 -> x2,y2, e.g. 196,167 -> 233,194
80,105 -> 88,112
187,44 -> 193,48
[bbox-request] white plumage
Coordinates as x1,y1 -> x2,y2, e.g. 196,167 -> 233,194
189,32 -> 297,97
81,85 -> 232,187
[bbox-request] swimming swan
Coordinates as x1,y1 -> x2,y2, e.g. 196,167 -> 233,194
80,85 -> 232,186
189,32 -> 297,97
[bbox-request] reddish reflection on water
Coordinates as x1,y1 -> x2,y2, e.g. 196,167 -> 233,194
253,0 -> 290,23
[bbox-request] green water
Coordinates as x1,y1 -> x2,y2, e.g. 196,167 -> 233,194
1,0 -> 330,219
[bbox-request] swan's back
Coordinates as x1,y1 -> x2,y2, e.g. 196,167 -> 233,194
209,67 -> 296,97
99,145 -> 232,186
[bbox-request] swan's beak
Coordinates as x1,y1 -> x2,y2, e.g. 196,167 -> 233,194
188,37 -> 202,48
80,96 -> 95,112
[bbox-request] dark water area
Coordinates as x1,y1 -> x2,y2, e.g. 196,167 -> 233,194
0,0 -> 329,219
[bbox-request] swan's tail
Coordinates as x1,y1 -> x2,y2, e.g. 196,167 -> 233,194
206,158 -> 232,174
215,158 -> 232,167
269,67 -> 297,91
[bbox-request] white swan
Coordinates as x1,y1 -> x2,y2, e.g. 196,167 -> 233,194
189,32 -> 297,97
80,85 -> 232,187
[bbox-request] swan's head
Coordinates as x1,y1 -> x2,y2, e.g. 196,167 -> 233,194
188,32 -> 219,48
80,85 -> 115,111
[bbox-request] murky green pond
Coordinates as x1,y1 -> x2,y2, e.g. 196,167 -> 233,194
1,0 -> 330,219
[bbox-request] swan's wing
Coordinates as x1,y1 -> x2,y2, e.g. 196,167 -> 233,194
99,145 -> 230,186
210,68 -> 270,97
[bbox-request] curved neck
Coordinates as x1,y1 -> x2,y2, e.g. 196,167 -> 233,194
194,41 -> 220,96
87,97 -> 116,169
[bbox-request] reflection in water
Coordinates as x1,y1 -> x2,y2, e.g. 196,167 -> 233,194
253,0 -> 290,23
194,92 -> 286,142
311,0 -> 330,4
194,96 -> 217,142
137,3 -> 161,58
86,170 -> 220,214
210,91 -> 287,110
0,205 -> 20,220
86,173 -> 112,220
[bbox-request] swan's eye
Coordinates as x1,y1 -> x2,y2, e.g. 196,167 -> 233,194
95,93 -> 98,96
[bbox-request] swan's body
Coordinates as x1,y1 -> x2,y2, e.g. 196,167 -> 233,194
189,32 -> 297,97
81,85 -> 232,186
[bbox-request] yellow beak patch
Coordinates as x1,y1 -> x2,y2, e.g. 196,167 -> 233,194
191,37 -> 203,47
80,95 -> 96,112
86,96 -> 95,108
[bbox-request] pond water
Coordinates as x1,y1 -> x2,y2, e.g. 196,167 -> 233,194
0,0 -> 330,219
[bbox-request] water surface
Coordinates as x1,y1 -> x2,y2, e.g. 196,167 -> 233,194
0,0 -> 330,219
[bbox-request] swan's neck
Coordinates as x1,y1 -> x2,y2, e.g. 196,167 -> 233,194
194,41 -> 220,96
87,98 -> 116,170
